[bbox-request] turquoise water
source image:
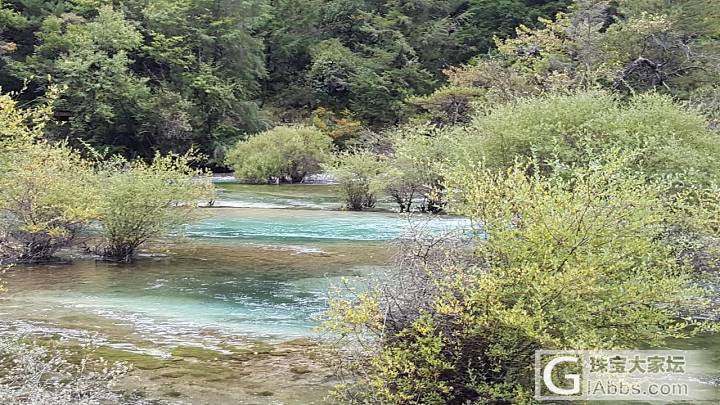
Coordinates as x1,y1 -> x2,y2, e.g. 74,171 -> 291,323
1,184 -> 469,345
212,183 -> 342,209
188,208 -> 469,242
212,182 -> 400,210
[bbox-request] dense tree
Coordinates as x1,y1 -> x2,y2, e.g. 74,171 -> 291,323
307,39 -> 358,113
139,0 -> 270,162
296,0 -> 573,127
3,4 -> 156,156
261,0 -> 322,108
452,0 -> 573,67
498,0 -> 720,95
410,0 -> 720,130
306,27 -> 435,127
604,9 -> 720,94
0,0 -> 270,164
0,1 -> 26,59
27,6 -> 152,155
0,0 -> 576,159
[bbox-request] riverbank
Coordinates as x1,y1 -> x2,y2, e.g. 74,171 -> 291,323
0,327 -> 336,404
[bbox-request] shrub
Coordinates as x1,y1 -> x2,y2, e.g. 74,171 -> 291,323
0,89 -> 98,263
323,151 -> 389,211
0,143 -> 99,263
225,125 -> 334,183
0,89 -> 47,148
384,125 -> 449,213
96,152 -> 213,263
453,91 -> 720,188
1,90 -> 211,264
326,154 -> 712,404
689,86 -> 720,130
0,337 -> 131,405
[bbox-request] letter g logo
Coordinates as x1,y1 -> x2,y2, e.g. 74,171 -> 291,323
543,356 -> 581,395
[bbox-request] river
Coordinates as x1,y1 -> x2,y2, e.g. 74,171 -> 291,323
0,183 -> 468,403
0,183 -> 717,404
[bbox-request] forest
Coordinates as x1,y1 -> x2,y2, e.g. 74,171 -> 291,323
0,0 -> 572,166
1,0 -> 720,404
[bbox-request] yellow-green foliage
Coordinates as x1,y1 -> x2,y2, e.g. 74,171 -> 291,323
225,125 -> 334,183
0,143 -> 99,260
96,152 -> 213,262
311,107 -> 364,144
496,14 -> 572,73
327,154 -> 711,404
676,185 -> 720,240
453,91 -> 720,188
0,89 -> 98,262
0,91 -> 46,146
444,155 -> 701,349
407,85 -> 485,127
493,2 -> 720,96
1,89 -> 214,263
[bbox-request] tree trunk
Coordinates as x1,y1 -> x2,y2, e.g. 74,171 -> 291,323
101,244 -> 138,263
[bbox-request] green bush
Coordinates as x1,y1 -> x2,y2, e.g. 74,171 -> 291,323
452,91 -> 720,188
96,153 -> 213,263
0,89 -> 99,263
1,89 -> 213,264
225,125 -> 334,183
0,143 -> 99,263
323,151 -> 389,211
326,154 -> 712,404
384,125 -> 449,213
